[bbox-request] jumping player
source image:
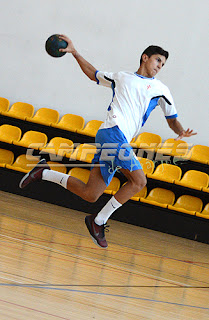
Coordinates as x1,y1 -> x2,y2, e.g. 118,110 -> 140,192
19,35 -> 197,248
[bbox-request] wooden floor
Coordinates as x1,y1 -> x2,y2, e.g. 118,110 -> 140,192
0,190 -> 209,320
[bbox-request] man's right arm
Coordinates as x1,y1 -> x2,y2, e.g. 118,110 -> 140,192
59,34 -> 97,82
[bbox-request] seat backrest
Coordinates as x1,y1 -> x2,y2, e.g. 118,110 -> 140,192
202,203 -> 209,215
68,167 -> 90,184
43,137 -> 74,157
47,161 -> 67,173
71,143 -> 98,162
153,163 -> 182,181
189,145 -> 209,163
0,124 -> 22,143
9,102 -> 34,119
160,138 -> 188,156
12,154 -> 39,171
105,177 -> 120,193
181,170 -> 209,188
82,120 -> 103,136
135,132 -> 162,149
32,107 -> 60,125
174,195 -> 203,212
0,148 -> 14,165
137,157 -> 155,175
20,131 -> 48,147
58,114 -> 85,131
147,188 -> 175,205
0,97 -> 10,113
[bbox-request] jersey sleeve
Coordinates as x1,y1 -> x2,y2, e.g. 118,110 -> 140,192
158,86 -> 178,119
95,70 -> 115,88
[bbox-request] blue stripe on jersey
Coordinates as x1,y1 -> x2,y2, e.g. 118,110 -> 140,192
134,72 -> 155,80
165,114 -> 178,119
95,70 -> 99,84
142,97 -> 159,127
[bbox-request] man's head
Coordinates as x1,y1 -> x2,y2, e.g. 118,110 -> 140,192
140,45 -> 169,65
138,45 -> 169,78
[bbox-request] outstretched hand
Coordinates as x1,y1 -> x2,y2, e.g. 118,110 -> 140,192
175,128 -> 197,140
59,34 -> 76,54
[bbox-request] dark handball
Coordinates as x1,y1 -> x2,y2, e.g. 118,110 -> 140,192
45,34 -> 67,58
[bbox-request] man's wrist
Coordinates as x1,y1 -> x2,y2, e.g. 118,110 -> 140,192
72,50 -> 80,58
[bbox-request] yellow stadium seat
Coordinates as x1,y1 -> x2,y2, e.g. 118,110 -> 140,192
157,138 -> 188,157
202,187 -> 209,193
137,157 -> 155,175
41,137 -> 74,158
0,97 -> 10,114
141,188 -> 175,208
77,120 -> 103,137
26,107 -> 59,126
131,132 -> 162,151
113,182 -> 147,201
14,130 -> 48,150
68,167 -> 120,195
104,177 -> 120,195
2,102 -> 34,120
70,143 -> 98,163
52,113 -> 85,132
47,161 -> 67,173
0,149 -> 14,167
147,163 -> 182,183
196,204 -> 209,219
6,154 -> 40,173
130,186 -> 147,201
175,170 -> 209,191
168,195 -> 203,215
0,124 -> 22,144
186,145 -> 209,165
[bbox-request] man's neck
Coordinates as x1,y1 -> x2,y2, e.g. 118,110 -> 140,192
136,66 -> 152,78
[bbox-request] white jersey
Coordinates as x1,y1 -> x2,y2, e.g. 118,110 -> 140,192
95,71 -> 178,143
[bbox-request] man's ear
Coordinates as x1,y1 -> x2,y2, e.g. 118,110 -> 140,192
142,53 -> 149,63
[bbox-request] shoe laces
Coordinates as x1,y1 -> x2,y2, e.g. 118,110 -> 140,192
98,224 -> 110,238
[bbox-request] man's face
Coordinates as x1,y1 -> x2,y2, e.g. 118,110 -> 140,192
143,54 -> 166,77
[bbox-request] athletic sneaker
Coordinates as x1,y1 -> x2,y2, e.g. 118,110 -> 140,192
19,158 -> 50,189
85,213 -> 108,248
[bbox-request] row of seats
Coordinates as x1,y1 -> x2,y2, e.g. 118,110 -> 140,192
0,98 -> 209,163
0,149 -> 208,219
0,124 -> 208,193
0,97 -> 102,137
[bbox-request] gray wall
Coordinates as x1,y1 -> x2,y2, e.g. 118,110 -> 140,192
0,0 -> 208,146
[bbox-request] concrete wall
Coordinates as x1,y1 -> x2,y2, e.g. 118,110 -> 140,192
0,0 -> 208,146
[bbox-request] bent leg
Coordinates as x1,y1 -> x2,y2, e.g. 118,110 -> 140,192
114,168 -> 147,204
67,166 -> 107,203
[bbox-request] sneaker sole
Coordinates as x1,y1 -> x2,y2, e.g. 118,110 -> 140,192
19,172 -> 30,189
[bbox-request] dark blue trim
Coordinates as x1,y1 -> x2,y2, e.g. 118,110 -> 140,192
95,70 -> 99,84
165,114 -> 178,119
142,97 -> 160,127
134,72 -> 154,80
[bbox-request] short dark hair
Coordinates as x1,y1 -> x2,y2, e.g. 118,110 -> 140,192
140,45 -> 169,65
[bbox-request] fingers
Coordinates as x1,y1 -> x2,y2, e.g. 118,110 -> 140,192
185,129 -> 197,136
175,128 -> 197,140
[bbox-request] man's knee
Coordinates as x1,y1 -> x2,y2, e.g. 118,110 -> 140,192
83,191 -> 100,203
132,175 -> 147,193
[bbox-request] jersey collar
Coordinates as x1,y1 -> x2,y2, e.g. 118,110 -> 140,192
134,72 -> 155,80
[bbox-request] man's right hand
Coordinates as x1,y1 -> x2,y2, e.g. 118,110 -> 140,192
59,34 -> 77,55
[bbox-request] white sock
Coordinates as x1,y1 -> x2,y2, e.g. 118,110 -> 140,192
94,196 -> 122,226
42,169 -> 69,189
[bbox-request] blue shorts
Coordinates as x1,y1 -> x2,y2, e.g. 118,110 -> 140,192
92,126 -> 142,186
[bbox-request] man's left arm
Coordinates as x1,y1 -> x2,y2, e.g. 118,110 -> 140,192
167,118 -> 197,140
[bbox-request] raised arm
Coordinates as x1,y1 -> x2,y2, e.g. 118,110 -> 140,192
167,118 -> 197,140
59,35 -> 97,81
